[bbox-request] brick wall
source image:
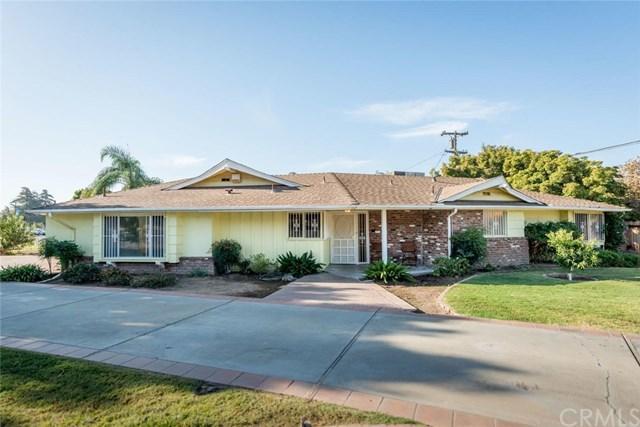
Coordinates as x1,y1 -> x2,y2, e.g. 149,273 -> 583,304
486,238 -> 530,266
421,210 -> 450,264
94,257 -> 214,275
387,210 -> 424,265
369,211 -> 382,262
451,210 -> 483,233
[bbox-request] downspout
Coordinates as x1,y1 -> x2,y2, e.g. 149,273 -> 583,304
447,208 -> 458,256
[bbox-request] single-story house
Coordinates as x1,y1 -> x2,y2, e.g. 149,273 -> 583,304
35,158 -> 627,273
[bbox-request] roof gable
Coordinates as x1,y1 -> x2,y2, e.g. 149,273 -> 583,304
437,176 -> 543,205
165,159 -> 301,190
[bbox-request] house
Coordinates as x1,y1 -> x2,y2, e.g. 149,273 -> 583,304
36,158 -> 627,273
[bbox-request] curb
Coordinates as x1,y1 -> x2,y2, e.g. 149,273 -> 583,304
0,336 -> 532,427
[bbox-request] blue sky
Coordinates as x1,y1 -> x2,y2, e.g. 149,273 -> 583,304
2,1 -> 639,206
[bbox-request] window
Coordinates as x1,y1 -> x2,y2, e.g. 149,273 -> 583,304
483,210 -> 508,237
288,212 -> 322,239
574,213 -> 604,241
103,215 -> 165,258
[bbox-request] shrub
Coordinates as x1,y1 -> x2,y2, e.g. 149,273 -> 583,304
55,240 -> 84,271
189,268 -> 209,278
237,258 -> 251,274
62,263 -> 101,284
525,221 -> 580,263
432,257 -> 471,277
0,264 -> 48,282
39,237 -> 59,274
604,212 -> 625,250
451,227 -> 486,265
547,229 -> 598,280
132,273 -> 177,289
598,250 -> 640,268
211,239 -> 242,275
0,214 -> 33,254
364,261 -> 414,284
249,253 -> 275,276
276,251 -> 324,278
99,267 -> 132,287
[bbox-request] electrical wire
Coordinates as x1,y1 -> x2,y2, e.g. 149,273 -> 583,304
573,139 -> 640,156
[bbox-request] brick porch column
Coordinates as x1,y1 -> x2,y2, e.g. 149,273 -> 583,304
381,209 -> 388,262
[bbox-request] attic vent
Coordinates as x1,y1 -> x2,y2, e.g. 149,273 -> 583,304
231,173 -> 241,183
482,191 -> 491,196
221,177 -> 230,182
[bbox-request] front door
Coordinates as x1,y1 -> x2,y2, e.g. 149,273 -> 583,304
331,213 -> 369,264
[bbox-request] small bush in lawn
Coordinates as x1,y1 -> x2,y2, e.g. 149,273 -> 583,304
364,261 -> 414,284
100,267 -> 132,287
432,257 -> 471,277
132,273 -> 177,289
276,251 -> 324,278
547,229 -> 598,280
525,221 -> 580,263
62,263 -> 101,284
0,264 -> 48,282
211,239 -> 242,275
189,268 -> 209,278
249,253 -> 275,276
451,227 -> 486,265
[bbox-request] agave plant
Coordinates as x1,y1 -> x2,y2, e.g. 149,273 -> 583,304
364,261 -> 414,284
276,251 -> 324,277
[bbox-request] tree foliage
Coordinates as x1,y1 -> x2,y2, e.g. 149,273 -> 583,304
441,145 -> 626,205
546,229 -> 599,280
0,214 -> 33,254
621,156 -> 640,220
89,146 -> 161,195
8,187 -> 56,223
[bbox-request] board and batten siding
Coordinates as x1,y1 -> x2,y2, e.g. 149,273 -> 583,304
45,214 -> 95,256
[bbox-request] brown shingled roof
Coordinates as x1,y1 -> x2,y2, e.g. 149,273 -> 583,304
40,169 -> 626,212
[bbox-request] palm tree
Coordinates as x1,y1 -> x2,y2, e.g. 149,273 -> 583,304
91,146 -> 161,195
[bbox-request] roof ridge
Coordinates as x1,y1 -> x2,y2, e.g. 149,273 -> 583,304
332,173 -> 360,206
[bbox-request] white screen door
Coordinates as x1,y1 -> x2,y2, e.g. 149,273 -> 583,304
332,214 -> 356,264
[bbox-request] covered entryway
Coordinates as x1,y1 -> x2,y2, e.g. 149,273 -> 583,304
330,212 -> 369,264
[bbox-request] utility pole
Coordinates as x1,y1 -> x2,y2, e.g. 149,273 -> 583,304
441,130 -> 468,155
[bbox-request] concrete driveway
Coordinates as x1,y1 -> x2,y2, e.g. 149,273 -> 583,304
1,281 -> 639,427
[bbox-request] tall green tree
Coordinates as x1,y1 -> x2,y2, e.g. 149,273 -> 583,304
441,145 -> 626,205
90,146 -> 161,195
621,156 -> 640,220
9,187 -> 56,224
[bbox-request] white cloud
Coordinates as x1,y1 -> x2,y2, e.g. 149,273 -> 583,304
388,121 -> 469,139
308,157 -> 372,171
156,155 -> 208,168
350,97 -> 515,125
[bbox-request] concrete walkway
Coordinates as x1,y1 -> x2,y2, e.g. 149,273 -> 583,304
1,281 -> 639,427
265,272 -> 417,312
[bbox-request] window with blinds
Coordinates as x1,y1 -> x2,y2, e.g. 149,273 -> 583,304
103,215 -> 165,258
288,212 -> 322,239
574,213 -> 604,241
483,210 -> 508,237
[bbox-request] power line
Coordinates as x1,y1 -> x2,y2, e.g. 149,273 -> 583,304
574,139 -> 640,156
404,152 -> 443,171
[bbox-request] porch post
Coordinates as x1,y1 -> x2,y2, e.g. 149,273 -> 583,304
381,209 -> 388,262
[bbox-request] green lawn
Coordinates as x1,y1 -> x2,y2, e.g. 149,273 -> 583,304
0,349 -> 411,427
445,267 -> 640,333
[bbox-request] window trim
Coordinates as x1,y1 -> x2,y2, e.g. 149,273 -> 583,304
287,211 -> 324,240
102,214 -> 166,260
574,212 -> 605,242
483,210 -> 508,238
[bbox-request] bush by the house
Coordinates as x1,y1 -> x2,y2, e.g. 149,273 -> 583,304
38,237 -> 59,274
364,261 -> 414,284
276,251 -> 324,278
62,263 -> 101,284
525,221 -> 580,263
0,213 -> 33,254
99,267 -> 132,287
132,273 -> 177,289
604,212 -> 626,250
451,227 -> 486,265
546,229 -> 598,280
432,257 -> 471,277
249,253 -> 275,276
211,239 -> 242,275
0,264 -> 48,282
237,258 -> 251,274
189,268 -> 209,278
54,240 -> 84,271
597,249 -> 640,268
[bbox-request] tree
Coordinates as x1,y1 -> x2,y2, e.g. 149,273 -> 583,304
72,187 -> 96,200
90,146 -> 161,195
0,214 -> 33,254
8,187 -> 56,224
441,145 -> 626,205
621,156 -> 640,220
546,229 -> 599,281
39,237 -> 59,274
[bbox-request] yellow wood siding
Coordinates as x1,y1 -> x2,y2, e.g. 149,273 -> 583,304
507,211 -> 525,237
189,172 -> 274,188
45,214 -> 95,257
461,189 -> 520,201
524,210 -> 562,223
166,213 -> 179,263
